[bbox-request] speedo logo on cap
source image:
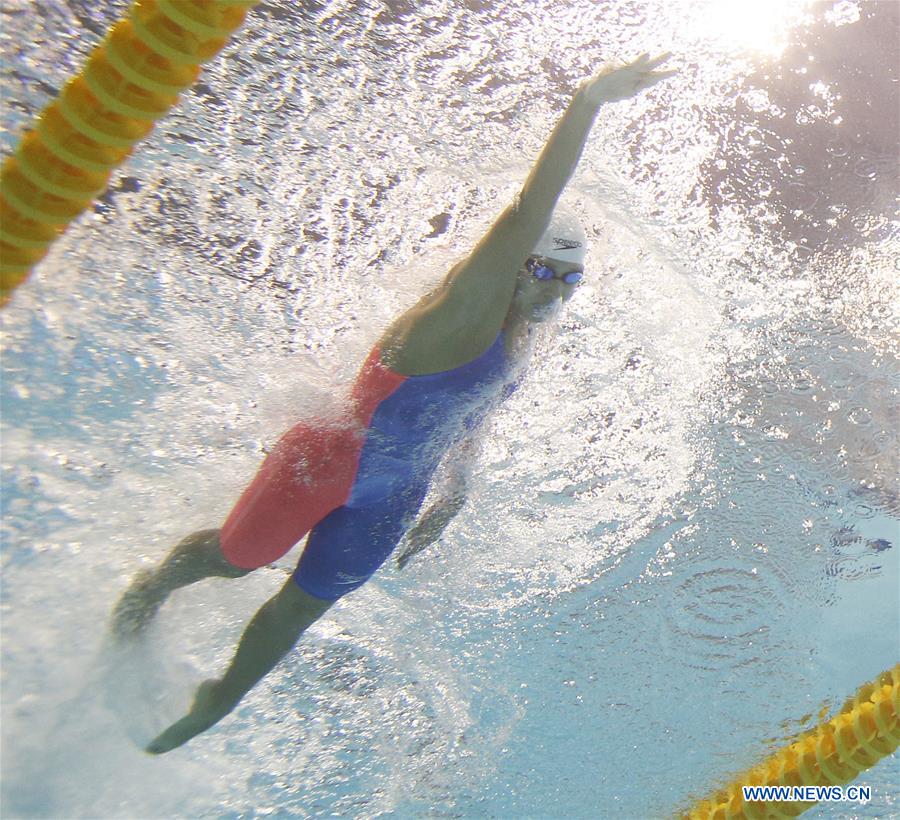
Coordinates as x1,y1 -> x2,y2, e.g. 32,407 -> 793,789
553,237 -> 582,250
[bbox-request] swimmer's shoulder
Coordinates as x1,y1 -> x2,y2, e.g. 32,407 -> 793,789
378,280 -> 505,376
376,204 -> 540,375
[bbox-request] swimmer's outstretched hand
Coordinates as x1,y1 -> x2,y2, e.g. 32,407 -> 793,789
580,53 -> 676,106
145,678 -> 234,754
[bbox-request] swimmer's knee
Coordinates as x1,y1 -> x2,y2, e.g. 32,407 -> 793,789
219,559 -> 253,579
280,577 -> 335,619
213,535 -> 254,578
176,529 -> 251,578
290,569 -> 351,608
183,529 -> 217,551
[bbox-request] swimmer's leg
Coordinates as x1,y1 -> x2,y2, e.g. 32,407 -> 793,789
146,489 -> 428,753
111,529 -> 250,640
146,577 -> 332,754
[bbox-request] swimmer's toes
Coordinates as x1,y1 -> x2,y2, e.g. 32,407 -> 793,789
146,714 -> 207,754
145,681 -> 228,754
146,719 -> 194,754
145,735 -> 174,755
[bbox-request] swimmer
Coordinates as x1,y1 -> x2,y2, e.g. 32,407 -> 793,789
111,53 -> 676,753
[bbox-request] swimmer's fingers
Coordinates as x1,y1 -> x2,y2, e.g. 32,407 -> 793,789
617,52 -> 673,73
580,53 -> 677,104
637,67 -> 679,90
640,52 -> 677,84
395,539 -> 427,570
625,52 -> 678,92
638,51 -> 673,70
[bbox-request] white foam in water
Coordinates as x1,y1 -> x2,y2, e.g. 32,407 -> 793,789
2,0 -> 897,817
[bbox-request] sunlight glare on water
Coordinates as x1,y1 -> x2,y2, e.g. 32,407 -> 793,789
1,0 -> 897,817
685,0 -> 813,56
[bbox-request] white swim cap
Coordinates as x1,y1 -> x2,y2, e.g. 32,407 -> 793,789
533,207 -> 587,266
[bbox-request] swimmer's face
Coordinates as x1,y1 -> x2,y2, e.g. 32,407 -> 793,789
512,256 -> 582,323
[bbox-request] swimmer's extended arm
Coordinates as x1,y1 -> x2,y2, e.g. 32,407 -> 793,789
516,52 -> 675,237
383,53 -> 676,374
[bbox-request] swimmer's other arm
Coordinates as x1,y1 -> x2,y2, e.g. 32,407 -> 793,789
396,435 -> 479,569
396,474 -> 468,570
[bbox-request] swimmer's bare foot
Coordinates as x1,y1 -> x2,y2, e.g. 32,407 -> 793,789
111,529 -> 247,641
111,569 -> 170,640
146,679 -> 234,754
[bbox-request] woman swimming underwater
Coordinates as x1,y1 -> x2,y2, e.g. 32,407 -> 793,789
112,53 -> 676,753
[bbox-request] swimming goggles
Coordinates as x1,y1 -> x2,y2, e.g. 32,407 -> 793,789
527,256 -> 584,285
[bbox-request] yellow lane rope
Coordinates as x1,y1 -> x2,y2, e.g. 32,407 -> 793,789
0,0 -> 259,305
683,664 -> 900,819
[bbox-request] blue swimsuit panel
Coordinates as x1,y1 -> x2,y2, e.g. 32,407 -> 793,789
293,332 -> 514,599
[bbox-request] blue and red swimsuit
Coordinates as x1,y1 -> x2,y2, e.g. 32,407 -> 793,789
220,332 -> 514,599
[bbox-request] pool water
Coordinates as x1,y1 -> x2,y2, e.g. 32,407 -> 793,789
1,0 -> 897,817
